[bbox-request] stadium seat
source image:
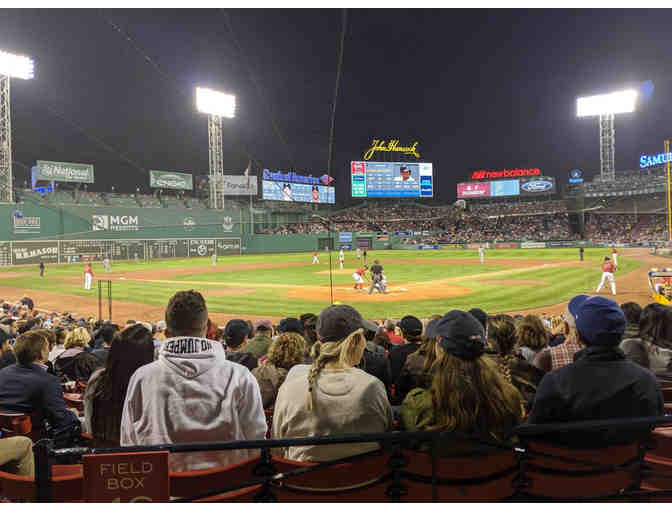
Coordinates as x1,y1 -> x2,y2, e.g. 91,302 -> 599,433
399,448 -> 518,502
517,440 -> 643,500
663,387 -> 672,403
170,455 -> 262,500
0,464 -> 83,502
267,450 -> 392,502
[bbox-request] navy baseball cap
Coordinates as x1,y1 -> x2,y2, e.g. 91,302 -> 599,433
574,296 -> 626,346
568,294 -> 590,320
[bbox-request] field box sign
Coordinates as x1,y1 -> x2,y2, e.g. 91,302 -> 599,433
150,170 -> 193,190
83,450 -> 169,502
36,160 -> 94,183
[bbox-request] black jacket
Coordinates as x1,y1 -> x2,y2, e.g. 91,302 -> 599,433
390,343 -> 421,384
53,351 -> 102,383
528,346 -> 663,446
359,346 -> 392,393
0,363 -> 79,432
0,350 -> 16,371
226,351 -> 258,372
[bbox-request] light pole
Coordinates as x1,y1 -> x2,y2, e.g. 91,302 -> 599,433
0,50 -> 34,204
196,87 -> 235,209
576,89 -> 637,182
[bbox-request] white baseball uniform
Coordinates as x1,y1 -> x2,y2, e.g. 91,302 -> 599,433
478,247 -> 484,263
338,250 -> 344,269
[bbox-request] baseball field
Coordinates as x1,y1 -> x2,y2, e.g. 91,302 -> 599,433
0,247 -> 660,324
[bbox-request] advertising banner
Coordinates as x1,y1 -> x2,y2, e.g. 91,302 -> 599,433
490,180 -> 520,197
457,182 -> 490,198
92,215 -> 140,232
494,242 -> 518,249
547,240 -> 578,248
11,241 -> 59,265
467,243 -> 490,249
520,176 -> 556,195
262,180 -> 335,204
36,160 -> 94,183
339,232 -> 353,242
521,241 -> 546,249
210,175 -> 257,195
440,243 -> 465,248
13,216 -> 40,234
150,171 -> 193,191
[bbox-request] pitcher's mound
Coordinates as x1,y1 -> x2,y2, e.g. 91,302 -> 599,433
284,284 -> 472,302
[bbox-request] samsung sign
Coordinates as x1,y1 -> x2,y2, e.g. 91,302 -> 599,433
640,152 -> 672,169
521,179 -> 553,193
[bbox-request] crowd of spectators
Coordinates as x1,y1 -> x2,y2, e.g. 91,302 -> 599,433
0,290 -> 667,477
584,213 -> 668,243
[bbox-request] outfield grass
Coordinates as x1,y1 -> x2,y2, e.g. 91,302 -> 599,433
0,248 -> 640,319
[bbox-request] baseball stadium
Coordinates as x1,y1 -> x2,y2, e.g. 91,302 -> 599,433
3,7 -> 672,505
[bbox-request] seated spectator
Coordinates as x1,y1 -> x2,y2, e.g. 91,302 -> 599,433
121,290 -> 267,472
535,296 -> 586,372
300,313 -> 318,355
517,315 -> 550,364
52,327 -> 102,382
639,304 -> 672,371
396,318 -> 441,401
277,317 -> 304,336
85,324 -> 154,444
252,332 -> 305,408
154,320 -> 167,341
0,329 -> 15,370
487,315 -> 543,410
528,296 -> 663,447
205,318 -> 217,340
0,329 -> 79,436
224,319 -> 258,371
0,436 -> 34,476
390,315 -> 424,385
468,308 -> 488,334
372,327 -> 392,352
242,319 -> 274,359
401,310 -> 524,455
91,325 -> 119,364
273,305 -> 393,462
357,322 -> 392,393
619,302 -> 647,368
385,319 -> 403,345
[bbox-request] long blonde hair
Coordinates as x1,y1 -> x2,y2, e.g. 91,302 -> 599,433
64,327 -> 91,350
430,353 -> 523,440
306,328 -> 366,411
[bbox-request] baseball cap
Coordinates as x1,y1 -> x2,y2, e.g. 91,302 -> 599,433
425,318 -> 440,339
254,319 -> 273,330
568,294 -> 590,321
224,319 -> 250,348
435,310 -> 486,361
277,318 -> 304,335
300,313 -> 318,329
574,296 -> 626,346
317,304 -> 373,342
397,315 -> 423,337
468,308 -> 488,331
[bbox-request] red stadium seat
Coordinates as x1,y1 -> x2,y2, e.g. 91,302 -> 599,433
0,465 -> 83,502
268,449 -> 392,502
519,440 -> 642,500
170,455 -> 262,500
400,448 -> 518,502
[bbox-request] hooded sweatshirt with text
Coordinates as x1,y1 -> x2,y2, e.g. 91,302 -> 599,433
120,337 -> 267,472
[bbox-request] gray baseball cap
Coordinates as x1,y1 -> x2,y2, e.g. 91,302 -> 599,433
317,305 -> 377,342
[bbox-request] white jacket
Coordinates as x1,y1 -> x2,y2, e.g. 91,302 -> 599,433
120,337 -> 267,472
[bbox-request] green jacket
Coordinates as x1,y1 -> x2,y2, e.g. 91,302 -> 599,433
241,334 -> 273,359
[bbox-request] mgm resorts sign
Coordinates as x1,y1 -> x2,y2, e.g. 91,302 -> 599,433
92,215 -> 139,232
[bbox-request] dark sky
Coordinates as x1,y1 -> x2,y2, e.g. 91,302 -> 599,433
1,8 -> 671,204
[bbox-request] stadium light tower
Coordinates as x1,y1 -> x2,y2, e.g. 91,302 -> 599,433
196,87 -> 236,209
0,50 -> 34,204
577,89 -> 638,182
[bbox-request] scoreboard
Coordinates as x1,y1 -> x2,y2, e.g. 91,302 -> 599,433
351,161 -> 433,198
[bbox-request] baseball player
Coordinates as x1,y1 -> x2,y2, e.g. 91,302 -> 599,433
368,259 -> 386,294
612,247 -> 618,266
212,253 -> 217,267
312,250 -> 319,264
134,253 -> 140,263
103,256 -> 111,273
356,247 -> 361,260
478,246 -> 484,264
363,249 -> 368,265
39,262 -> 45,277
352,265 -> 368,290
338,249 -> 345,270
595,256 -> 616,295
84,263 -> 94,291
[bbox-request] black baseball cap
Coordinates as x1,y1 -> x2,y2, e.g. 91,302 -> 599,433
317,305 -> 377,342
435,310 -> 486,361
224,319 -> 250,348
397,315 -> 423,337
277,317 -> 304,335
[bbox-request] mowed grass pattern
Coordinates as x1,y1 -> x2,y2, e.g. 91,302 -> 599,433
0,248 -> 639,318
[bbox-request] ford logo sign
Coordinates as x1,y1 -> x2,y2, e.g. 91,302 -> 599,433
522,180 -> 553,192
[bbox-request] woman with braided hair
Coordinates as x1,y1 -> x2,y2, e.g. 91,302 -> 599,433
272,305 -> 393,462
487,314 -> 544,411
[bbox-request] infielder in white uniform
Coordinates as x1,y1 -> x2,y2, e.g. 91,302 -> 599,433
212,253 -> 217,267
103,256 -> 111,273
478,246 -> 484,264
84,263 -> 94,290
356,247 -> 361,260
312,251 -> 319,264
338,249 -> 345,270
596,256 -> 616,295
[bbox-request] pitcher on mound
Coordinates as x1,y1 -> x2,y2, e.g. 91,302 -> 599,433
596,256 -> 616,296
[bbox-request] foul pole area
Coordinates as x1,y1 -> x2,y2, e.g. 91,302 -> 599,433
667,140 -> 672,243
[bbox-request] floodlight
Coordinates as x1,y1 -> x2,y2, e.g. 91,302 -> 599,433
576,90 -> 637,117
0,50 -> 34,80
196,87 -> 236,118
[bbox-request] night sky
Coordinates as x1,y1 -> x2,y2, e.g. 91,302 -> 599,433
1,8 -> 671,204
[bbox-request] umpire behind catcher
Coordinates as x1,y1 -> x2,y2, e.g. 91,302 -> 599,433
368,259 -> 386,294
